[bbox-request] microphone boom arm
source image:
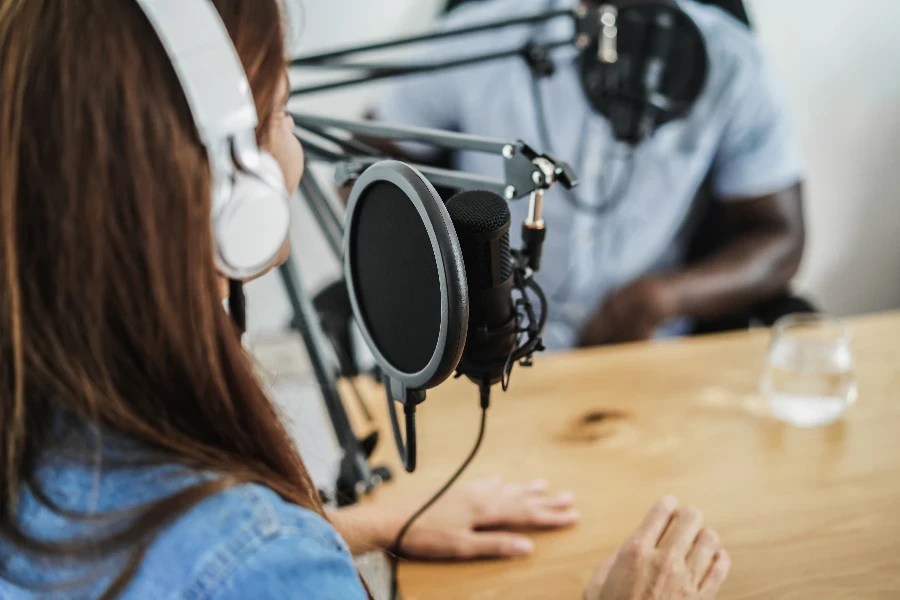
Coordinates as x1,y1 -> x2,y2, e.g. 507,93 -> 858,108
291,112 -> 579,202
336,158 -> 508,198
289,40 -> 575,97
289,7 -> 576,67
286,6 -> 615,98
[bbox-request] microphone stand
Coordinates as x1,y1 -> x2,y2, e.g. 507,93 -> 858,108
277,7 -> 592,505
278,118 -> 575,504
278,251 -> 392,507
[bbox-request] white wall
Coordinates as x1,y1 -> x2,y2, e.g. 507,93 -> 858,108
746,0 -> 900,317
247,0 -> 900,332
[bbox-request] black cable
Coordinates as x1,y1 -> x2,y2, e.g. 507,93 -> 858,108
389,396 -> 490,600
227,279 -> 247,335
507,272 -> 550,366
387,393 -> 417,473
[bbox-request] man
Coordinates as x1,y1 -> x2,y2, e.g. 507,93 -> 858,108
372,0 -> 805,350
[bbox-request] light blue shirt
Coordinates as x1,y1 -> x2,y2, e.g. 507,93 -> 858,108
375,0 -> 804,350
0,422 -> 368,599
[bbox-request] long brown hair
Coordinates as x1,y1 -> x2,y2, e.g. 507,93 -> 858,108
0,0 -> 323,595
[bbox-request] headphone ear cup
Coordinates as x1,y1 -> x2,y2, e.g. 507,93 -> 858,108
253,150 -> 289,192
215,152 -> 291,278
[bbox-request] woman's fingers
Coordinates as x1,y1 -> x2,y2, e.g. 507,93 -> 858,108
686,528 -> 721,585
455,532 -> 535,559
632,495 -> 679,548
500,479 -> 549,497
659,506 -> 704,557
497,480 -> 575,510
526,506 -> 582,528
700,549 -> 732,596
469,477 -> 577,528
479,489 -> 580,529
585,551 -> 617,594
476,476 -> 504,489
539,490 -> 576,509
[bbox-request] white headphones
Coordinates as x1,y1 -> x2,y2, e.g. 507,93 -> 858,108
135,0 -> 291,280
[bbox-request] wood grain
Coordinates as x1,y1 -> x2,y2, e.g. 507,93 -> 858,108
352,312 -> 900,599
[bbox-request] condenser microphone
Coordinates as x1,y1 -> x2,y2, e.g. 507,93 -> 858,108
343,161 -> 549,472
344,161 -> 469,473
446,191 -> 518,389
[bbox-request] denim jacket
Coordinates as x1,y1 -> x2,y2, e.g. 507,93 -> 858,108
0,426 -> 368,599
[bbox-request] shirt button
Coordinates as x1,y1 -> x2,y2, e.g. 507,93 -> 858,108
585,156 -> 603,177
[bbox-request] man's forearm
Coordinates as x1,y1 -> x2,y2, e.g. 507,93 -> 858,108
662,226 -> 803,322
661,185 -> 806,322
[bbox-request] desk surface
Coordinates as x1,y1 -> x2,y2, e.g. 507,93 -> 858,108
364,312 -> 900,600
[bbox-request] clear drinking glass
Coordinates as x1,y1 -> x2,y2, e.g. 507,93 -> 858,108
761,313 -> 857,428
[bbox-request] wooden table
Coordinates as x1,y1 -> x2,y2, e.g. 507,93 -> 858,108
362,312 -> 900,599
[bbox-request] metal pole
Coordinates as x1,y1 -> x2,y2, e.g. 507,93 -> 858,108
289,8 -> 574,66
278,254 -> 385,505
293,112 -> 513,155
298,171 -> 343,260
289,40 -> 573,97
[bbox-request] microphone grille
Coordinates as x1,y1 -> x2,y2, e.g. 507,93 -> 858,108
498,232 -> 513,281
445,190 -> 511,235
446,190 -> 513,286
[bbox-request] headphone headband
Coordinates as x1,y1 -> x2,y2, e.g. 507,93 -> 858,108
135,0 -> 257,148
133,0 -> 291,281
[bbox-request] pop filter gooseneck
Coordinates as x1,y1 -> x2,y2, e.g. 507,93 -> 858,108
343,161 -> 469,472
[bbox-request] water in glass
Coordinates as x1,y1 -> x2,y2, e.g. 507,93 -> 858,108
761,314 -> 857,428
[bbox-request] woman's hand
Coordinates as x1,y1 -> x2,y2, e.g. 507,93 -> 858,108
585,496 -> 731,600
330,477 -> 579,559
395,477 -> 579,559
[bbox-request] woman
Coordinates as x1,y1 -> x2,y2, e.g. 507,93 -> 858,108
0,0 -> 730,598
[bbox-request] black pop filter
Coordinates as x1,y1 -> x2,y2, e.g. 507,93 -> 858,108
578,0 -> 708,144
344,161 -> 469,471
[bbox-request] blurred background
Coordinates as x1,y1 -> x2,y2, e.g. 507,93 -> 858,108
246,0 -> 900,333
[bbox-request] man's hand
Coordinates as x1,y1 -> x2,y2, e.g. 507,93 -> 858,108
330,477 -> 579,559
578,277 -> 678,347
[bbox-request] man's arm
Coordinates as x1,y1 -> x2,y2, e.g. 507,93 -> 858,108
579,183 -> 804,346
578,183 -> 805,347
579,29 -> 806,347
675,29 -> 808,321
662,183 -> 805,322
